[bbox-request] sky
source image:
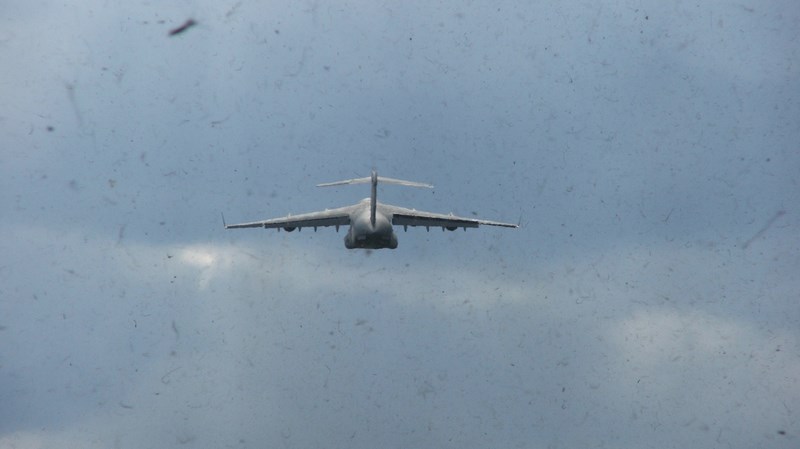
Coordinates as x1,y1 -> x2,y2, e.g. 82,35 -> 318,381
1,0 -> 798,448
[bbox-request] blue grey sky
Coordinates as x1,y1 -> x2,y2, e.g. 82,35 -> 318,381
1,1 -> 798,448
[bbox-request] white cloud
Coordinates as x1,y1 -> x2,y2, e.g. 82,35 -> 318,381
2,221 -> 797,448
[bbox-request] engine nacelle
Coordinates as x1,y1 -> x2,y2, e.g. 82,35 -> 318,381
283,226 -> 296,232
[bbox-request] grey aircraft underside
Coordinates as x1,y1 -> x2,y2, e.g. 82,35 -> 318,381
224,170 -> 517,249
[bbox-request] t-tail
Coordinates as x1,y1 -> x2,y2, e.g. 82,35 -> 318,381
317,170 -> 433,226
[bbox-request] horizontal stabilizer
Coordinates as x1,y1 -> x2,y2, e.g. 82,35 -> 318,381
379,176 -> 434,188
317,175 -> 432,188
316,176 -> 371,187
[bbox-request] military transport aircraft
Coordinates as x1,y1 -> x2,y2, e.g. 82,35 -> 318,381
224,170 -> 517,249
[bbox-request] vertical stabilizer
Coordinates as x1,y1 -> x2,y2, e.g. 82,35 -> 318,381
370,170 -> 378,226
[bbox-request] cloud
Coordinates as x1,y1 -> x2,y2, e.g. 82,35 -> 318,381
2,1 -> 798,448
1,221 -> 797,448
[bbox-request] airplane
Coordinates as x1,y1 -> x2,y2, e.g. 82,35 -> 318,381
224,170 -> 517,249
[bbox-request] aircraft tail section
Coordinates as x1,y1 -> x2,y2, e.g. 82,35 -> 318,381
316,171 -> 433,188
317,170 -> 432,226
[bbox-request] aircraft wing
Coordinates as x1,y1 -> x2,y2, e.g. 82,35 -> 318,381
386,205 -> 518,230
225,205 -> 354,230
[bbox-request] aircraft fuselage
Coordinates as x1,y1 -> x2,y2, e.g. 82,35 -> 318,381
344,201 -> 398,249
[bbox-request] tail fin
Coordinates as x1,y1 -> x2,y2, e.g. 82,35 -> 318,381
317,170 -> 432,226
